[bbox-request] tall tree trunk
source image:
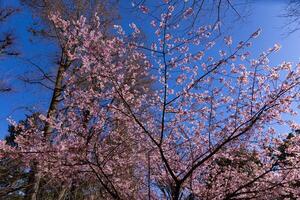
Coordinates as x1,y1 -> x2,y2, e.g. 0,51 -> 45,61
57,186 -> 68,200
171,184 -> 181,200
30,172 -> 41,200
25,62 -> 67,200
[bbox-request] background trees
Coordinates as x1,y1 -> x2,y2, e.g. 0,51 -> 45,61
0,1 -> 19,93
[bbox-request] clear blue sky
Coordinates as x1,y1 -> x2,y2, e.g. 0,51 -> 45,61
0,0 -> 299,138
0,0 -> 56,138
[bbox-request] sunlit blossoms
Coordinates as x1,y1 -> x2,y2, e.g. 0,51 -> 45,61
2,2 -> 300,200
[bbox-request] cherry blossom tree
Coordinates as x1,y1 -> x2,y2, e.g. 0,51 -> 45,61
130,0 -> 248,33
12,1 -> 121,199
2,1 -> 300,200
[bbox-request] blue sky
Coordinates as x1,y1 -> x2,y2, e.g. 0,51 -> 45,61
0,0 -> 57,138
0,0 -> 299,138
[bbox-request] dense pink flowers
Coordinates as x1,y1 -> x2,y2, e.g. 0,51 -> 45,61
2,3 -> 300,200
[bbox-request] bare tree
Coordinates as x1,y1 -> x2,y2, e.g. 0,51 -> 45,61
0,1 -> 19,93
281,0 -> 300,34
